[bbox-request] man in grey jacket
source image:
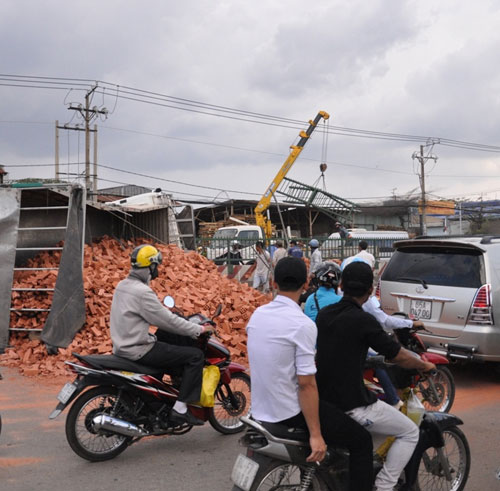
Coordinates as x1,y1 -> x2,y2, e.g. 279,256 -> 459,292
110,244 -> 213,427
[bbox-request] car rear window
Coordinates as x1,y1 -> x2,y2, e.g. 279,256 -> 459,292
381,246 -> 485,288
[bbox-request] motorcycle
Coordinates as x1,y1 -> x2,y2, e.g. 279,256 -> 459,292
371,315 -> 455,413
49,297 -> 251,462
231,357 -> 470,491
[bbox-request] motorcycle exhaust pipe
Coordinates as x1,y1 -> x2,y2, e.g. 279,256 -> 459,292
92,414 -> 149,437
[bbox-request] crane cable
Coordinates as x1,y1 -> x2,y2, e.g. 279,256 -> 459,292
312,117 -> 330,191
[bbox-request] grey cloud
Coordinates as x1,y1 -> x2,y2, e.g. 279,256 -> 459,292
248,1 -> 418,98
401,40 -> 500,141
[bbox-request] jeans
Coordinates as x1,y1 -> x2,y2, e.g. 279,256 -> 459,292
375,368 -> 400,406
252,273 -> 269,291
346,400 -> 419,491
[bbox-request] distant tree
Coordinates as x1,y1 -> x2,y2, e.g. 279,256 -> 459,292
463,198 -> 493,234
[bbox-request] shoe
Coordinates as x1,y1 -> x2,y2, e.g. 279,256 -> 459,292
169,408 -> 204,427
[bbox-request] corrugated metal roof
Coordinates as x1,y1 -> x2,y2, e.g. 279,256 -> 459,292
98,184 -> 156,197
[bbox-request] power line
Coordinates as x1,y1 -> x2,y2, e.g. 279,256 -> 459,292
2,73 -> 500,151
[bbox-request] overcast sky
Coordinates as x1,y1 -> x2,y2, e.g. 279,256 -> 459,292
2,0 -> 500,206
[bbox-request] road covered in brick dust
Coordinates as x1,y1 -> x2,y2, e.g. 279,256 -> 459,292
0,363 -> 499,491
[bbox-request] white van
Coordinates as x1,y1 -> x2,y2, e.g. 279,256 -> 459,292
320,228 -> 409,261
206,225 -> 264,263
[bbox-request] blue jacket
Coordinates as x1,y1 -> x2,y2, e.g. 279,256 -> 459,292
304,286 -> 342,322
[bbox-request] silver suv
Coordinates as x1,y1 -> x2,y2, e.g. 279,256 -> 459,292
378,236 -> 500,363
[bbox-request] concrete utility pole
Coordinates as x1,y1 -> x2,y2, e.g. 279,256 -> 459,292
67,85 -> 107,199
412,144 -> 438,236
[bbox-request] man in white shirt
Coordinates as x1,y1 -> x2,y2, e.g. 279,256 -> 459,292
355,240 -> 376,269
252,241 -> 271,292
308,239 -> 322,276
364,296 -> 424,331
246,257 -> 374,490
271,240 -> 287,268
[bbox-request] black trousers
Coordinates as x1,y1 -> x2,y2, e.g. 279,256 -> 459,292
138,333 -> 204,403
278,400 -> 374,491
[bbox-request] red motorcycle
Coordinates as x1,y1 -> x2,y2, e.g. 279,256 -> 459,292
365,318 -> 455,413
49,298 -> 251,462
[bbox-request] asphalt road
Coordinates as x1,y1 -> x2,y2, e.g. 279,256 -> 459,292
1,363 -> 499,491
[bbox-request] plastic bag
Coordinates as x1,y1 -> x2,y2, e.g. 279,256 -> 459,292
406,388 -> 425,426
196,365 -> 221,407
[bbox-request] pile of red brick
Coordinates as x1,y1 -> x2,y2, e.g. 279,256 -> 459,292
1,237 -> 272,378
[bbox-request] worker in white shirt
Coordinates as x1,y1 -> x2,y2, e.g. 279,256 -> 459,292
271,240 -> 287,268
354,240 -> 375,269
253,241 -> 271,293
308,239 -> 322,276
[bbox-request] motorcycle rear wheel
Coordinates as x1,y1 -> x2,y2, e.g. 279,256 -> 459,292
414,426 -> 470,491
418,366 -> 455,413
208,372 -> 251,434
65,386 -> 133,462
248,461 -> 329,491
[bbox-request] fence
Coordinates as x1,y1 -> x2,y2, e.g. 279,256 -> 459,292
196,236 -> 403,273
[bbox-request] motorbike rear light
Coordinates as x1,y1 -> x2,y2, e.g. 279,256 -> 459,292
467,284 -> 493,325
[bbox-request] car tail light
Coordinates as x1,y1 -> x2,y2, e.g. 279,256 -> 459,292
467,284 -> 493,325
375,279 -> 381,299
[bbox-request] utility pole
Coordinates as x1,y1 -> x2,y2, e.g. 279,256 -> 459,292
412,144 -> 438,236
67,85 -> 107,200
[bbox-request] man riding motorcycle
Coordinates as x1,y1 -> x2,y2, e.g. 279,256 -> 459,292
109,244 -> 214,427
316,261 -> 436,491
247,257 -> 374,491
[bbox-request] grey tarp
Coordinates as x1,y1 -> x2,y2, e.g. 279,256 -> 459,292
0,188 -> 21,353
41,186 -> 86,348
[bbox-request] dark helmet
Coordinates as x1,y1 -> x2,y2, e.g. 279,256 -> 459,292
315,262 -> 341,288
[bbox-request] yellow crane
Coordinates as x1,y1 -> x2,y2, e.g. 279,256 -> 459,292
254,110 -> 330,239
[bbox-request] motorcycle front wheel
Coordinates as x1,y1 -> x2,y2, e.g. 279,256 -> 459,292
418,366 -> 455,413
65,386 -> 133,462
248,461 -> 329,491
208,372 -> 251,434
414,426 -> 470,491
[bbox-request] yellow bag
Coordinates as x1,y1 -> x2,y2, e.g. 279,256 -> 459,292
197,365 -> 221,407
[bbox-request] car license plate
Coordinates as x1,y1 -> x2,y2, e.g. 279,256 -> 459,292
410,299 -> 432,320
57,382 -> 77,403
231,454 -> 259,491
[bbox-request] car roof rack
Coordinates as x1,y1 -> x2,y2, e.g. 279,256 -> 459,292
480,235 -> 500,244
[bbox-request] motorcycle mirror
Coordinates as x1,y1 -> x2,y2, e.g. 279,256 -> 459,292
213,304 -> 223,318
163,296 -> 175,308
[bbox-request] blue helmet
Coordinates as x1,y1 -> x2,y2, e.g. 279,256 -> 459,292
309,239 -> 320,248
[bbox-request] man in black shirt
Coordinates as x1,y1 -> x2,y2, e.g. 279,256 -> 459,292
316,261 -> 435,491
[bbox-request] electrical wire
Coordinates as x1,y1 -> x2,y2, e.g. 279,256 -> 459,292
2,73 -> 500,151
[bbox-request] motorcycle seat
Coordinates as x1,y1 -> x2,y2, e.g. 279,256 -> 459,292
74,353 -> 164,377
259,420 -> 309,443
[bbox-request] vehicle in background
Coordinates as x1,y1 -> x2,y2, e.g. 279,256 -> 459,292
206,225 -> 263,263
320,229 -> 409,261
379,235 -> 500,365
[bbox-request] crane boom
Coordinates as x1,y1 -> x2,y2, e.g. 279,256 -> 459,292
254,110 -> 330,239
